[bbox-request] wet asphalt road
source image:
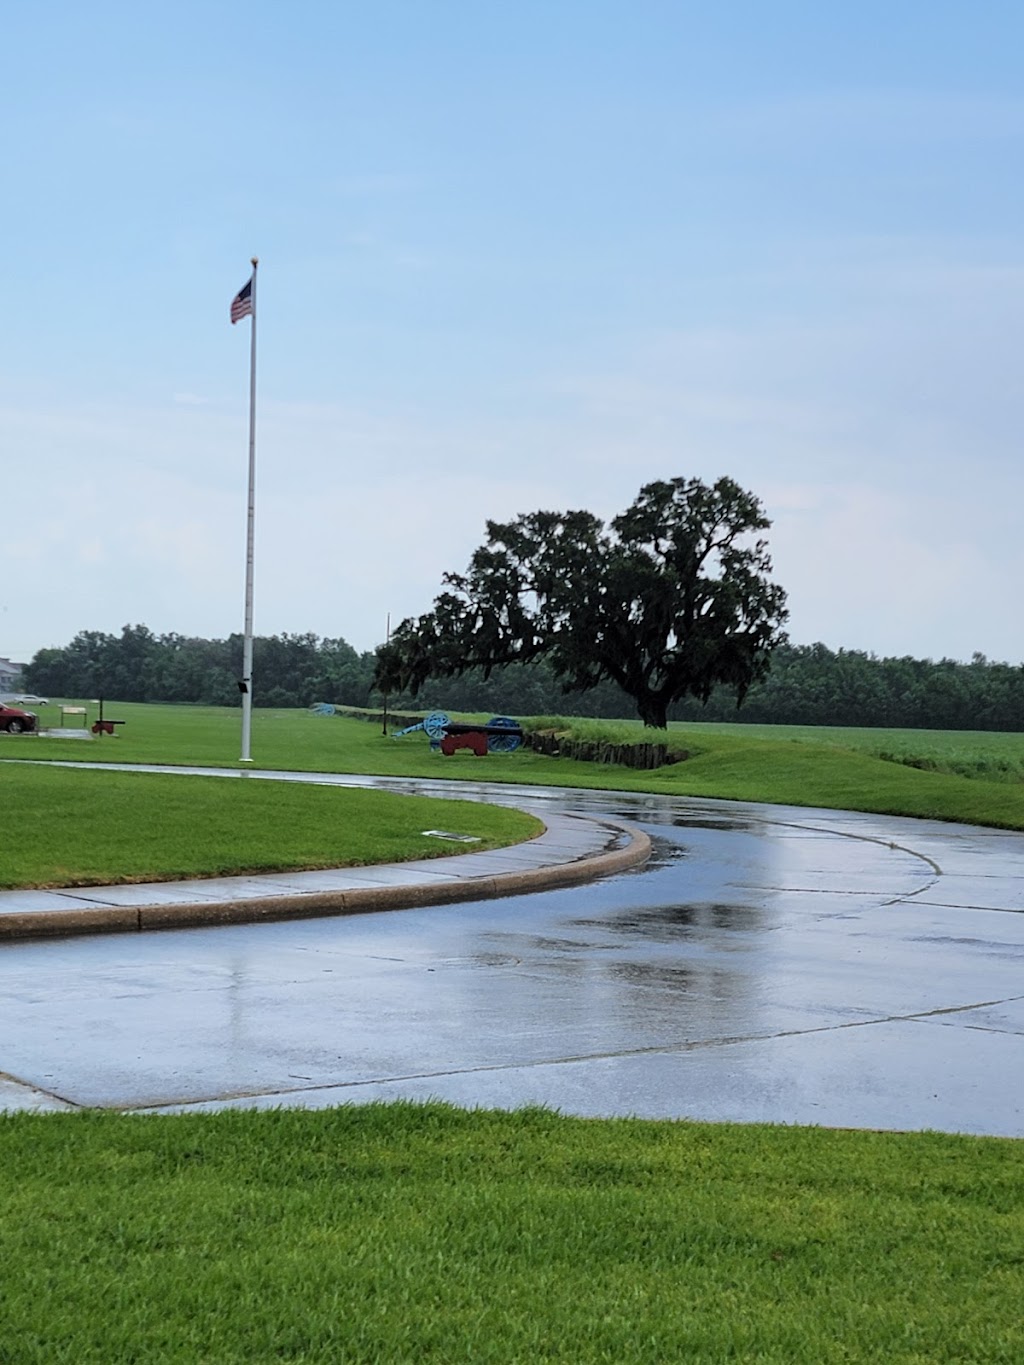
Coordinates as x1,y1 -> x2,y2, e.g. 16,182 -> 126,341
2,777 -> 1022,1135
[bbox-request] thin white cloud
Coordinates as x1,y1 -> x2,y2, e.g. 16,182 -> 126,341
769,482 -> 1016,662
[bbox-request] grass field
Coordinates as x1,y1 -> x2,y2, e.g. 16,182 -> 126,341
6,699 -> 1024,831
0,764 -> 541,889
1,1103 -> 1021,1363
685,720 -> 1024,784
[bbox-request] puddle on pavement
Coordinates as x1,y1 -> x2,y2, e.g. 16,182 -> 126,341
606,961 -> 698,992
515,934 -> 615,955
429,952 -> 524,969
608,805 -> 750,834
668,816 -> 750,832
571,901 -> 768,940
636,844 -> 688,873
605,961 -> 748,997
910,935 -> 1024,958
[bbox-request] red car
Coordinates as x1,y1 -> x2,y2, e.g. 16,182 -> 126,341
0,703 -> 37,734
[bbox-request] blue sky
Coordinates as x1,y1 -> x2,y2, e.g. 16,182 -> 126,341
3,1 -> 1022,669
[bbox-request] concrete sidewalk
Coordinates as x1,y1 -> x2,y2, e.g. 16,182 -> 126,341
0,810 -> 650,941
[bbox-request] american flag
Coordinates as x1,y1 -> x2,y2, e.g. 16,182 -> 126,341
230,277 -> 253,324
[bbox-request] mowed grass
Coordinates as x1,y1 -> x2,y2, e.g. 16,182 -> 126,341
526,717 -> 1024,826
7,700 -> 1024,830
536,715 -> 1024,782
649,728 -> 1024,829
675,720 -> 1024,783
1,1104 -> 1021,1364
0,764 -> 541,889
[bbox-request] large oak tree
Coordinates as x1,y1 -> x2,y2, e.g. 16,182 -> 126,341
375,476 -> 789,728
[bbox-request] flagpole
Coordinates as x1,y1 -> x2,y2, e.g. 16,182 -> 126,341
240,256 -> 258,763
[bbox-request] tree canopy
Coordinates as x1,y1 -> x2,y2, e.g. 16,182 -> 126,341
374,476 -> 790,728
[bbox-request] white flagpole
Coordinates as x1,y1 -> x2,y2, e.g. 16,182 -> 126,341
240,256 -> 258,763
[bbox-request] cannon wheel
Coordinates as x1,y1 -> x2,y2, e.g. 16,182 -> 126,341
424,711 -> 451,742
486,716 -> 521,752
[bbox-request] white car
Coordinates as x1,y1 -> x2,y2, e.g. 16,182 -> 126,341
13,694 -> 49,705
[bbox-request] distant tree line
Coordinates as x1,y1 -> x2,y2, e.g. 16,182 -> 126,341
684,644 -> 1024,732
25,625 -> 377,710
23,626 -> 1024,732
409,646 -> 1024,732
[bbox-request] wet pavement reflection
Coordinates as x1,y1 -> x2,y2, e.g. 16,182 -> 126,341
1,777 -> 1022,1135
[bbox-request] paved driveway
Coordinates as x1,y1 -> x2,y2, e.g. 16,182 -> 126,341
2,776 -> 1022,1135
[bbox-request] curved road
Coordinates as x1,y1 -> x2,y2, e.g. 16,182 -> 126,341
2,771 -> 1022,1135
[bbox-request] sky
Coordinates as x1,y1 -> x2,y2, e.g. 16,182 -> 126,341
2,1 -> 1022,668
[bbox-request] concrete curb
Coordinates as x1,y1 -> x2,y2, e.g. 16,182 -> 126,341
0,818 -> 651,942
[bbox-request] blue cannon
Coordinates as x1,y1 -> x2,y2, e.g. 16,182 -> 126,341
392,711 -> 523,755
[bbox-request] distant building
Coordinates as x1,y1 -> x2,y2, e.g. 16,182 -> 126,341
0,658 -> 25,693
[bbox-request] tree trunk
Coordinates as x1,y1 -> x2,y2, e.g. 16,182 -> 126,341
635,691 -> 669,729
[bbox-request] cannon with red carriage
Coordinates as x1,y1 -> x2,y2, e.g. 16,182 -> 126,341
391,711 -> 523,756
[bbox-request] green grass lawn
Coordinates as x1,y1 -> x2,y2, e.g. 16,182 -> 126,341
675,719 -> 1024,783
651,728 -> 1024,828
1,1104 -> 1020,1363
6,700 -> 1024,830
0,764 -> 541,889
533,714 -> 1024,782
4,702 -> 1024,897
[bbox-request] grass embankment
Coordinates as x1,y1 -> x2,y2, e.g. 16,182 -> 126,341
531,717 -> 1024,827
0,765 -> 540,890
562,717 -> 1024,784
650,728 -> 1024,829
703,721 -> 1024,783
8,700 -> 1024,830
1,1104 -> 1020,1363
